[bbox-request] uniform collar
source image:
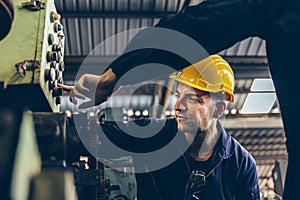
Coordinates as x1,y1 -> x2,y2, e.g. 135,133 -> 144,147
217,121 -> 235,159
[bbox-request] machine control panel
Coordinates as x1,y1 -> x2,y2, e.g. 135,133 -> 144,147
0,0 -> 65,112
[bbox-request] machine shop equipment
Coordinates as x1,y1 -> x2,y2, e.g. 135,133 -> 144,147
0,1 -> 133,199
0,0 -> 65,112
32,111 -> 127,200
0,111 -> 136,199
0,108 -> 133,199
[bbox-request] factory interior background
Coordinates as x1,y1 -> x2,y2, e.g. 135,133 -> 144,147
0,0 -> 288,199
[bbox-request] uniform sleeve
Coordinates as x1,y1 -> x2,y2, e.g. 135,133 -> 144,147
107,47 -> 191,82
234,156 -> 260,200
155,0 -> 285,53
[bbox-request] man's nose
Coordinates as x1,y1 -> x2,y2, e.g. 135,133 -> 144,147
174,98 -> 185,111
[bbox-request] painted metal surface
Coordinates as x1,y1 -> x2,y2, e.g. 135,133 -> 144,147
0,0 -> 65,112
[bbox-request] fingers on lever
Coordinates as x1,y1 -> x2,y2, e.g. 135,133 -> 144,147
57,83 -> 74,91
57,83 -> 81,104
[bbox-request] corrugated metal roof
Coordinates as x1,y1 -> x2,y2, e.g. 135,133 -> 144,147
219,37 -> 267,56
56,0 -> 185,12
228,128 -> 287,161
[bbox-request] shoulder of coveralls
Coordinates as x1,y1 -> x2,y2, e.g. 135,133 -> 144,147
218,129 -> 260,199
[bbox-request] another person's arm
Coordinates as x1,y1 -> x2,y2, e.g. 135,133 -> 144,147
155,0 -> 285,53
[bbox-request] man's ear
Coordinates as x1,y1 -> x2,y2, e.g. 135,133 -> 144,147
214,102 -> 226,118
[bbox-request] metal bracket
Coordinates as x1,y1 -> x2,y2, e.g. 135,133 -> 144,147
21,0 -> 45,11
15,60 -> 40,77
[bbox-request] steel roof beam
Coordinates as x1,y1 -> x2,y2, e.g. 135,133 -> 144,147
58,11 -> 177,18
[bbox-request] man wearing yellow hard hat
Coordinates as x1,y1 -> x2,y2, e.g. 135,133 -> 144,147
60,54 -> 259,199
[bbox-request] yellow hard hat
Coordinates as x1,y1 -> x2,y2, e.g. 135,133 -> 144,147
169,54 -> 235,102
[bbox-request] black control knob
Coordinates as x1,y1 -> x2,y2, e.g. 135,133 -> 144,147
48,34 -> 54,45
55,69 -> 60,79
58,62 -> 65,71
53,22 -> 63,33
52,87 -> 63,97
52,43 -> 62,52
50,61 -> 57,69
46,51 -> 58,62
46,51 -> 52,62
55,96 -> 61,105
48,80 -> 57,90
44,68 -> 56,81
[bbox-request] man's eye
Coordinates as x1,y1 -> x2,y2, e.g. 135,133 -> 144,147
174,94 -> 180,98
189,97 -> 200,102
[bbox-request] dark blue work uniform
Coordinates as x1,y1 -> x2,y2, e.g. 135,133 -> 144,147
101,118 -> 260,200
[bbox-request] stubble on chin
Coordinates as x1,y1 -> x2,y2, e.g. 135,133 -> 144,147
177,122 -> 198,134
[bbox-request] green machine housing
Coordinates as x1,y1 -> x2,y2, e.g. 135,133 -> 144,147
0,0 -> 65,112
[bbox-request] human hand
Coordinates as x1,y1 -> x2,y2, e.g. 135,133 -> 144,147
58,68 -> 116,109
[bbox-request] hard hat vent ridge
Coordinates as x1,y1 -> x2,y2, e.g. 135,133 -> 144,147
169,54 -> 235,102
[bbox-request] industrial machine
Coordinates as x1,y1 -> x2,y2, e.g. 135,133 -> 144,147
0,0 -> 64,112
32,111 -> 130,200
0,1 -> 133,199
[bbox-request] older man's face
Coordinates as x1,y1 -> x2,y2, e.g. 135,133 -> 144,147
174,83 -> 217,133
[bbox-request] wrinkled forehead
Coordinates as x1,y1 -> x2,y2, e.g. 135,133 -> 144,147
175,82 -> 210,96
